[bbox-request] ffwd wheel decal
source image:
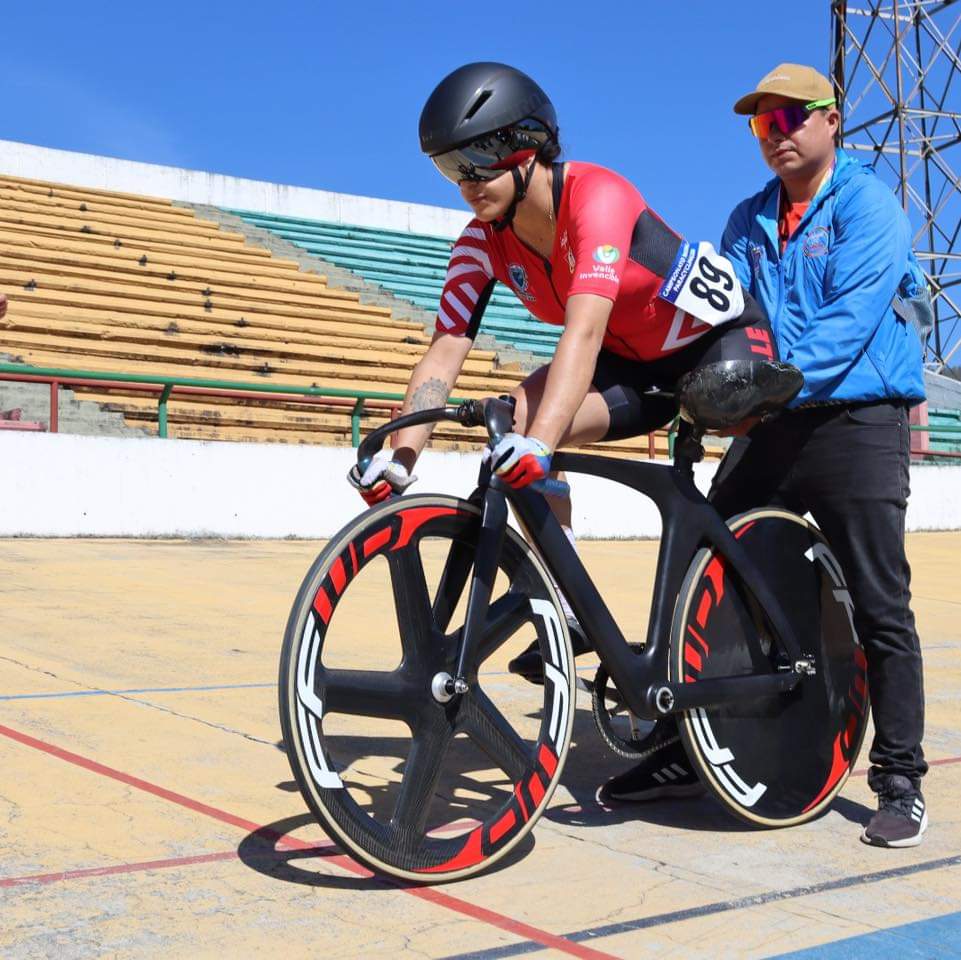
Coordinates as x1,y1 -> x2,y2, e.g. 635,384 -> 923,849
690,707 -> 767,807
809,542 -> 859,642
295,613 -> 343,789
531,598 -> 570,749
684,548 -> 767,809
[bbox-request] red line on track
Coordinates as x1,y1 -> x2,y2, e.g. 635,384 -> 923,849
0,843 -> 333,889
0,850 -> 240,888
0,722 -> 619,960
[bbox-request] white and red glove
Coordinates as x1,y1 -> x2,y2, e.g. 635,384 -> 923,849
489,434 -> 553,489
347,451 -> 417,506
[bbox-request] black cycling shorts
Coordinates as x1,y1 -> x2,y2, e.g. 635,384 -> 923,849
592,296 -> 777,441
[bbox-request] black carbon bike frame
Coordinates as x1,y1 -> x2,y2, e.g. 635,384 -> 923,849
357,398 -> 813,722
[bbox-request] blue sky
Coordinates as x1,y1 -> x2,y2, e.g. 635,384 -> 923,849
2,2 -> 832,244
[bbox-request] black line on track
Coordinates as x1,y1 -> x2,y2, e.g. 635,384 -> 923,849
440,854 -> 961,960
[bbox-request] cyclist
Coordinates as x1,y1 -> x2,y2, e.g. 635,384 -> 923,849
349,61 -> 778,676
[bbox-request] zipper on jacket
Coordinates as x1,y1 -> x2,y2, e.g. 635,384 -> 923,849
773,186 -> 786,323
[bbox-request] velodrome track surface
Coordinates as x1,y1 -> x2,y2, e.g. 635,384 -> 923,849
1,533 -> 960,959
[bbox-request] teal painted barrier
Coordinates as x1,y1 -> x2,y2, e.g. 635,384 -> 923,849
228,209 -> 561,358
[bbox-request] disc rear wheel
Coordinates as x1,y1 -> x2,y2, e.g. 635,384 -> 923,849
672,508 -> 869,827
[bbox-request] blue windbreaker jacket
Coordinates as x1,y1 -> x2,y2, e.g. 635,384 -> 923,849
720,148 -> 926,406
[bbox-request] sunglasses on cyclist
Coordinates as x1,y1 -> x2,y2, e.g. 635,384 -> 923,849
430,118 -> 553,184
748,98 -> 836,139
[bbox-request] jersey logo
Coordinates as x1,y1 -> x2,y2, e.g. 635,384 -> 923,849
593,245 -> 620,265
803,226 -> 830,258
508,263 -> 536,302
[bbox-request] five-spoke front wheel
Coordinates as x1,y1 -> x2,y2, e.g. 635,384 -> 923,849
279,495 -> 576,882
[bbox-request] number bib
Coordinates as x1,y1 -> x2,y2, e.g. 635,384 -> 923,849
658,241 -> 745,328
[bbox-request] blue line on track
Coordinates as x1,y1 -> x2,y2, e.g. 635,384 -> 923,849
766,909 -> 961,958
0,682 -> 275,701
0,666 -> 595,703
439,855 -> 961,960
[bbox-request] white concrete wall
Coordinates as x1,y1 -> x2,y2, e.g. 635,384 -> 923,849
0,139 -> 470,239
2,432 -> 959,539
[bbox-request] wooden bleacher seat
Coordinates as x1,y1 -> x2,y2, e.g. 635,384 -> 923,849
0,172 -> 695,460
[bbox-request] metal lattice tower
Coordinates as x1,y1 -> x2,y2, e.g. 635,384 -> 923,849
831,0 -> 961,369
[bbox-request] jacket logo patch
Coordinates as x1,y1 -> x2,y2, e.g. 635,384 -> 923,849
749,242 -> 763,278
803,226 -> 830,258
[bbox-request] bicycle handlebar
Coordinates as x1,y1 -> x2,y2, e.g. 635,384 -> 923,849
355,398 -> 571,498
355,400 -> 488,470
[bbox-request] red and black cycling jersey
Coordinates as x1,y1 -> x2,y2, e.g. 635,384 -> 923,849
436,161 -> 717,361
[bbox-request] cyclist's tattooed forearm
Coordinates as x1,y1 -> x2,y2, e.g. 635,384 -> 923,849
410,377 -> 451,412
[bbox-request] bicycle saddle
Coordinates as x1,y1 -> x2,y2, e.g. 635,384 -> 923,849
676,359 -> 804,430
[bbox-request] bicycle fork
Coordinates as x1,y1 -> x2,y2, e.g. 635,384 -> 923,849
435,484 -> 509,700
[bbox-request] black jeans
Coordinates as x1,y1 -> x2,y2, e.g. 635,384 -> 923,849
709,401 -> 927,791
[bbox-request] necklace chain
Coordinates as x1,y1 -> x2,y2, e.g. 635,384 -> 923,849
547,167 -> 554,227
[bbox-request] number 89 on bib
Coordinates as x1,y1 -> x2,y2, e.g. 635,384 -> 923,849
658,241 -> 745,328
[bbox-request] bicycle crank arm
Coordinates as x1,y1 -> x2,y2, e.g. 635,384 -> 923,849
646,671 -> 803,715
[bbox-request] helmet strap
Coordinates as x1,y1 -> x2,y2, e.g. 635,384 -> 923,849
492,159 -> 539,233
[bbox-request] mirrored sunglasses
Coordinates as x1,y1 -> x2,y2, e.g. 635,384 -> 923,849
749,98 -> 836,139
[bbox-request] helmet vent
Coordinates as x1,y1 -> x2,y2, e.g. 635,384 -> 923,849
463,90 -> 492,121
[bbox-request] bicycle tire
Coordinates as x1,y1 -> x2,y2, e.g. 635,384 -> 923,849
279,494 -> 576,882
672,508 -> 869,827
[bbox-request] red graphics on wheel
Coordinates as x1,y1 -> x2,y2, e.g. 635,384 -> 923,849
672,509 -> 869,826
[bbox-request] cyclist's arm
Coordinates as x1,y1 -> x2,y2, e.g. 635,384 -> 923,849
526,293 -> 611,449
391,331 -> 474,472
388,219 -> 494,470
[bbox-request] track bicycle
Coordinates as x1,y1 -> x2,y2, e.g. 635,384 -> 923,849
279,359 -> 869,883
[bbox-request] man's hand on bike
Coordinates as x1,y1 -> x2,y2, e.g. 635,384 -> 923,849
347,451 -> 417,506
489,433 -> 553,489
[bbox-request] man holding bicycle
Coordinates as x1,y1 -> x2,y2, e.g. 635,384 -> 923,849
606,63 -> 929,849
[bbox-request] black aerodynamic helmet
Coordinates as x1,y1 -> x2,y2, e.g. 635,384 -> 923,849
419,62 -> 558,185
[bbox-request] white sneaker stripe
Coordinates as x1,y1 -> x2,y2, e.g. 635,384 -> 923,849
652,772 -> 665,784
670,763 -> 687,777
661,767 -> 678,781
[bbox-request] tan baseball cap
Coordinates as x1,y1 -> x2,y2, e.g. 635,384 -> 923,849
733,63 -> 836,115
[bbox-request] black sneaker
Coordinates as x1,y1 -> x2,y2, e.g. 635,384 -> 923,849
861,775 -> 928,848
508,617 -> 592,684
597,727 -> 706,803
